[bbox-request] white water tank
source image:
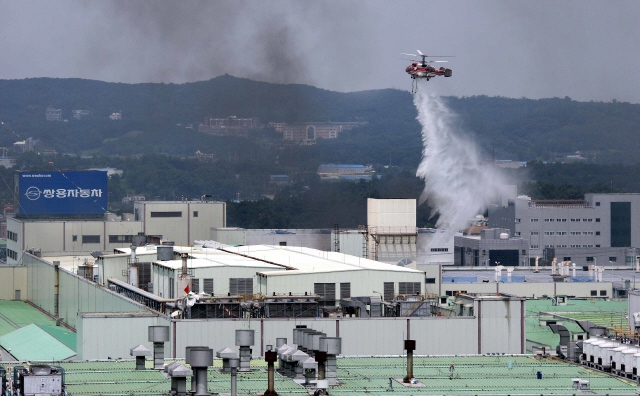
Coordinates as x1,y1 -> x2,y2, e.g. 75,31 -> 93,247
612,346 -> 631,370
597,342 -> 618,368
499,232 -> 509,240
622,348 -> 638,373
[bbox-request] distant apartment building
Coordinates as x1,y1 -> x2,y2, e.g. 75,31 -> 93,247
317,164 -> 374,180
270,121 -> 367,144
198,116 -> 259,137
72,110 -> 91,119
45,106 -> 63,121
13,137 -> 38,153
109,112 -> 122,120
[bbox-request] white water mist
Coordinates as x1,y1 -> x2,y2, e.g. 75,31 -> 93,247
414,88 -> 507,245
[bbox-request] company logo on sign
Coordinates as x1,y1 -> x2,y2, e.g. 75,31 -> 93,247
24,186 -> 103,201
24,186 -> 41,201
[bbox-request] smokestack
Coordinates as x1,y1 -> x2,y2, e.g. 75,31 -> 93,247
264,345 -> 278,396
148,326 -> 170,370
403,340 -> 416,383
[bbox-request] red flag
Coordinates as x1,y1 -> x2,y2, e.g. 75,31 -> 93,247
184,284 -> 190,294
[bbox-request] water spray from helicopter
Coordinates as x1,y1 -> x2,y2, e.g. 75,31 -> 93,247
413,79 -> 508,247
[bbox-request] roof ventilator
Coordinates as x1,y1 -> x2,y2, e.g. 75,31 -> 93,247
148,325 -> 170,370
166,362 -> 193,396
236,329 -> 255,372
130,344 -> 151,370
188,346 -> 214,396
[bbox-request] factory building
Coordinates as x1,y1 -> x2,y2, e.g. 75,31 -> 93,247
489,192 -> 640,262
209,228 -> 331,251
133,200 -> 226,245
7,200 -> 225,265
454,228 -> 530,266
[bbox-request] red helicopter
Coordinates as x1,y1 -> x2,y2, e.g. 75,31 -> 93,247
403,50 -> 453,92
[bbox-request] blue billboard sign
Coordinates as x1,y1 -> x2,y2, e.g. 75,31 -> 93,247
17,171 -> 108,216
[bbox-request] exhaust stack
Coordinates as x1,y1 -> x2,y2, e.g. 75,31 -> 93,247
229,357 -> 240,396
235,329 -> 255,372
189,347 -> 213,396
264,345 -> 279,396
148,326 -> 170,370
403,340 -> 416,383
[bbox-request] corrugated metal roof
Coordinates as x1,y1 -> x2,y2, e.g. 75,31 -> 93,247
526,299 -> 628,352
226,245 -> 423,275
0,323 -> 76,361
23,354 -> 639,395
0,300 -> 59,337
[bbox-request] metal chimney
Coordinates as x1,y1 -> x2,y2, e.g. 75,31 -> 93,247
403,340 -> 416,383
264,345 -> 278,396
129,344 -> 151,370
189,347 -> 213,396
293,325 -> 307,349
229,357 -> 239,396
235,329 -> 255,372
148,326 -> 170,369
186,345 -> 207,393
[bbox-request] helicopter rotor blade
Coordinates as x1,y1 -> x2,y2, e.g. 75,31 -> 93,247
401,53 -> 418,57
416,49 -> 424,56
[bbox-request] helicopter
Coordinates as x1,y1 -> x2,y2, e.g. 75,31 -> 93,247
403,50 -> 453,92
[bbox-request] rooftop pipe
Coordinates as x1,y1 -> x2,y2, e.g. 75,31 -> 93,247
403,340 -> 416,383
264,345 -> 279,396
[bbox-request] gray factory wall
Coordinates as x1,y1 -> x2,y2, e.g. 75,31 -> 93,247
77,313 -> 170,360
0,266 -> 28,301
26,254 -> 56,313
440,281 -> 615,299
169,316 -> 504,358
479,298 -> 524,353
23,253 -> 151,329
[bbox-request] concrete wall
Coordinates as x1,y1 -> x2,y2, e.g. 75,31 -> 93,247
0,266 -> 28,300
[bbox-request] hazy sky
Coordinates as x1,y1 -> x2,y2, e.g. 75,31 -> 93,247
1,1 -> 639,103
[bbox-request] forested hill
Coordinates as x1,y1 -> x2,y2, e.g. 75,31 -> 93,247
1,75 -> 640,163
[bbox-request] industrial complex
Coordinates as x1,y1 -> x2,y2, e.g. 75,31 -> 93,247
2,171 -> 640,395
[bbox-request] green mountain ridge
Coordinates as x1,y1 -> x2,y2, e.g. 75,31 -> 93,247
1,75 -> 639,163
